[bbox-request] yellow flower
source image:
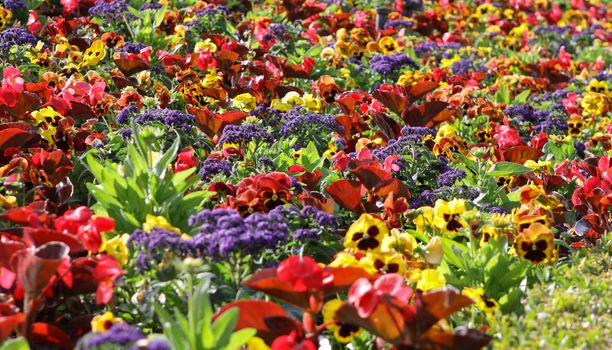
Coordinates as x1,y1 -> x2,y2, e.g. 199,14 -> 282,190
381,228 -> 417,254
435,123 -> 457,142
100,234 -> 129,266
0,7 -> 12,31
416,268 -> 446,291
462,287 -> 500,316
413,206 -> 435,232
423,236 -> 443,265
322,142 -> 339,161
39,124 -> 57,146
586,79 -> 608,95
31,106 -> 63,126
281,91 -> 303,106
0,194 -> 17,210
329,251 -> 377,275
322,299 -> 362,343
514,222 -> 555,264
433,199 -> 468,235
247,337 -> 271,350
302,93 -> 322,112
143,214 -> 181,234
523,160 -> 552,174
344,214 -> 389,252
270,98 -> 293,112
91,312 -> 121,333
363,252 -> 406,275
232,93 -> 257,112
378,36 -> 400,55
509,23 -> 531,38
195,38 -> 218,52
440,54 -> 461,70
580,92 -> 605,116
81,40 -> 106,68
201,73 -> 221,88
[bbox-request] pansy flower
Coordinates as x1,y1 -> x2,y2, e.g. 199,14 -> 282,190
82,40 -> 107,68
514,223 -> 555,264
462,287 -> 500,316
433,199 -> 468,235
322,299 -> 363,343
364,252 -> 406,275
344,214 -> 389,252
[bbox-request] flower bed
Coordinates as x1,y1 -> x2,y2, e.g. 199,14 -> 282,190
0,0 -> 610,349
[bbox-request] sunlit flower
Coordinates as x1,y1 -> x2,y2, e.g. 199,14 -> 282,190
416,268 -> 446,291
514,223 -> 555,264
0,7 -> 12,31
433,199 -> 468,235
100,234 -> 130,266
344,214 -> 389,252
232,93 -> 257,112
363,252 -> 406,275
462,287 -> 500,316
143,214 -> 181,234
82,40 -> 107,68
580,92 -> 605,116
378,36 -> 400,55
322,299 -> 362,343
423,236 -> 443,265
381,228 -> 417,254
413,206 -> 435,232
91,312 -> 121,333
329,251 -> 377,275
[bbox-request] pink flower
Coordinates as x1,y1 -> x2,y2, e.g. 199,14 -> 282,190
493,123 -> 521,149
348,274 -> 413,318
2,67 -> 24,93
276,256 -> 328,292
27,10 -> 42,34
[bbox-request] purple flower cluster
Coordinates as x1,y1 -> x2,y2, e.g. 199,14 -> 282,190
278,108 -> 343,148
410,186 -> 479,209
116,105 -> 139,124
450,58 -> 474,75
2,0 -> 26,12
89,0 -> 132,21
386,19 -> 415,29
135,108 -> 196,133
199,158 -> 231,180
369,53 -> 418,75
188,208 -> 288,259
373,127 -> 436,159
219,123 -> 273,145
129,228 -> 187,270
264,23 -> 289,41
83,323 -> 145,349
437,169 -> 466,187
116,42 -> 149,54
0,28 -> 38,55
139,2 -> 163,11
414,41 -> 440,57
272,205 -> 338,241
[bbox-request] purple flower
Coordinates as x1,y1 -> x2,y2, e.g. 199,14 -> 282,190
89,0 -> 132,21
199,159 -> 231,180
574,142 -> 586,158
116,42 -> 149,55
3,0 -> 26,12
116,105 -> 139,124
437,169 -> 466,187
0,28 -> 37,55
414,41 -> 440,57
139,2 -> 163,11
278,107 -> 342,148
219,123 -> 273,146
369,53 -> 418,75
84,324 -> 145,349
129,228 -> 188,270
135,108 -> 195,133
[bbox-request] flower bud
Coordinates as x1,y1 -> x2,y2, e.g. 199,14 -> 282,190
424,236 -> 443,265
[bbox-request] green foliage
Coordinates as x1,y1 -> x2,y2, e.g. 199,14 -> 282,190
492,247 -> 612,349
155,279 -> 256,350
439,236 -> 530,314
84,122 -> 212,233
125,6 -> 177,52
0,338 -> 29,350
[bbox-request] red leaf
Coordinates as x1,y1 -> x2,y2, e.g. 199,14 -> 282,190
415,287 -> 474,334
404,81 -> 440,103
114,57 -> 150,76
243,268 -> 312,309
421,328 -> 493,350
324,267 -> 376,294
30,322 -> 73,350
336,299 -> 407,344
374,178 -> 411,199
66,101 -> 97,120
0,312 -> 25,340
0,92 -> 42,119
372,89 -> 407,115
351,165 -> 390,190
0,128 -> 38,150
325,179 -> 363,212
502,146 -> 544,164
402,101 -> 456,127
188,106 -> 247,137
282,0 -> 324,21
11,242 -> 69,299
23,228 -> 85,253
213,301 -> 299,345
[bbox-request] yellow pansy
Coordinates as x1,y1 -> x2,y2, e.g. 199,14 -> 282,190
423,236 -> 443,265
31,107 -> 63,126
381,228 -> 417,254
40,125 -> 58,146
586,79 -> 608,95
433,199 -> 468,235
416,268 -> 446,291
281,91 -> 303,106
232,93 -> 257,112
581,92 -> 605,116
81,40 -> 106,68
378,36 -> 400,55
143,214 -> 181,234
0,194 -> 17,210
302,93 -> 322,112
201,73 -> 221,88
363,252 -> 406,275
514,223 -> 555,264
322,299 -> 363,343
247,337 -> 271,350
270,98 -> 293,112
91,312 -> 121,333
322,142 -> 339,161
462,287 -> 500,316
100,234 -> 130,266
0,7 -> 12,31
195,38 -> 217,52
344,214 -> 389,252
329,251 -> 377,275
435,123 -> 457,142
413,206 -> 435,232
440,54 -> 461,70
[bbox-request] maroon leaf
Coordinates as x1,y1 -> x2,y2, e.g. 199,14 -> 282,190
414,287 -> 475,334
372,90 -> 407,115
325,179 -> 363,212
404,81 -> 440,104
420,328 -> 493,350
502,146 -> 544,164
336,299 -> 407,344
66,101 -> 97,120
0,92 -> 42,119
30,322 -> 73,350
23,228 -> 85,254
114,57 -> 150,76
0,313 -> 25,340
0,128 -> 38,150
402,101 -> 456,127
351,165 -> 390,190
213,300 -> 299,345
11,242 -> 69,299
188,106 -> 248,137
374,178 -> 411,199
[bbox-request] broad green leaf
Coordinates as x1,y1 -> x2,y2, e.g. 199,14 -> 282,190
488,162 -> 532,177
514,89 -> 531,104
222,328 -> 257,350
211,307 -> 239,347
153,132 -> 180,177
0,338 -> 30,350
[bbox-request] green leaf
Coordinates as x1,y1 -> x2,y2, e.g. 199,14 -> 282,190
441,237 -> 467,269
222,328 -> 257,350
514,89 -> 531,104
488,162 -> 532,177
211,307 -> 240,347
0,338 -> 30,350
153,132 -> 180,177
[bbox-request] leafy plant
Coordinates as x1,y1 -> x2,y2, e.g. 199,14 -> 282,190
154,279 -> 256,350
84,121 -> 212,233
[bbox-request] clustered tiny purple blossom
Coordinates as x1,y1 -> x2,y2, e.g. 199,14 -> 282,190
139,2 -> 163,11
0,28 -> 38,55
219,123 -> 273,145
83,323 -> 145,349
116,42 -> 149,54
135,108 -> 196,133
89,0 -> 133,21
278,107 -> 343,148
116,105 -> 139,124
369,52 -> 419,75
199,158 -> 231,180
437,169 -> 467,187
2,0 -> 26,12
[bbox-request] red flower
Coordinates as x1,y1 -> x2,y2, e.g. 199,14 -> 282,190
348,274 -> 413,318
174,147 -> 198,172
27,11 -> 42,34
493,123 -> 521,149
271,331 -> 316,350
2,67 -> 24,93
93,255 -> 125,304
54,207 -> 115,253
277,256 -> 326,292
531,132 -> 548,149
